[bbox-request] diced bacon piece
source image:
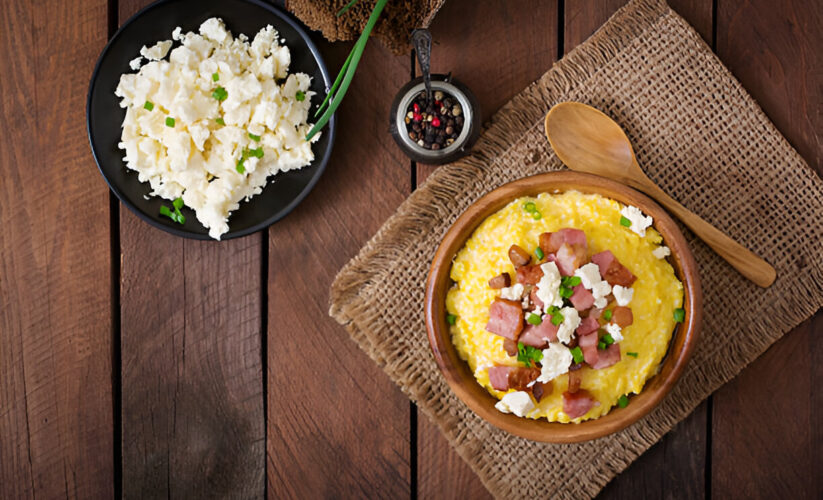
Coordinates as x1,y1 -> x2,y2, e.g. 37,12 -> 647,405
588,308 -> 603,321
488,365 -> 541,391
563,389 -> 597,419
503,338 -> 518,356
591,250 -> 637,287
578,330 -> 600,366
591,343 -> 621,369
567,370 -> 582,393
532,381 -> 552,402
538,232 -> 556,255
569,284 -> 594,311
488,273 -> 511,289
508,245 -> 531,268
540,228 -> 588,255
516,264 -> 544,285
529,287 -> 544,310
557,228 -> 588,248
519,320 -> 559,348
611,306 -> 633,327
576,316 -> 599,337
555,243 -> 588,276
488,365 -> 514,391
486,299 -> 524,340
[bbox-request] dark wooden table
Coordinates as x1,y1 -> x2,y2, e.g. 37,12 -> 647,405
1,0 -> 820,498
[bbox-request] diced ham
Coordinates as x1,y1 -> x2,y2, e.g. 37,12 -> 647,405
578,330 -> 599,366
485,299 -> 524,340
488,365 -> 541,391
539,228 -> 588,255
555,243 -> 588,276
488,273 -> 511,289
503,338 -> 518,356
532,381 -> 552,402
591,343 -> 621,369
508,245 -> 531,268
567,370 -> 582,393
611,306 -> 633,327
569,284 -> 594,311
588,308 -> 603,321
591,250 -> 637,287
519,320 -> 559,348
563,389 -> 597,419
488,365 -> 514,391
529,287 -> 544,310
576,316 -> 599,336
516,264 -> 544,285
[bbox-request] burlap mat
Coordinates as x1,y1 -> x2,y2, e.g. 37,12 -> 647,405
328,0 -> 823,497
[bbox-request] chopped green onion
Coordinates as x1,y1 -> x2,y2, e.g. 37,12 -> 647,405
143,101 -> 154,111
523,202 -> 536,213
627,352 -> 638,358
517,342 -> 543,367
295,90 -> 305,101
550,311 -> 564,326
172,197 -> 183,210
159,204 -> 184,225
618,395 -> 629,408
567,276 -> 581,287
559,286 -> 574,299
619,215 -> 632,227
212,86 -> 228,101
248,133 -> 261,142
159,205 -> 172,217
446,314 -> 457,325
212,72 -> 219,82
674,308 -> 685,322
215,117 -> 225,126
598,341 -> 606,350
602,333 -> 615,346
535,247 -> 545,260
532,211 -> 542,220
249,147 -> 264,158
527,313 -> 542,325
176,213 -> 186,224
570,346 -> 584,364
236,158 -> 246,174
165,117 -> 175,128
603,309 -> 613,321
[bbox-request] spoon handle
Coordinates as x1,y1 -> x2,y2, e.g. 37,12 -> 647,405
631,175 -> 776,287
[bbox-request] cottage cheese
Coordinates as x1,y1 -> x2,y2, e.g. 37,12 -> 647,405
537,342 -> 573,383
534,261 -> 563,311
652,245 -> 671,259
115,18 -> 318,239
612,285 -> 634,306
555,307 -> 581,345
494,391 -> 535,417
620,205 -> 653,237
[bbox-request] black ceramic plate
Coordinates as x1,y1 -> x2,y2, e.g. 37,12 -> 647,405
87,0 -> 334,239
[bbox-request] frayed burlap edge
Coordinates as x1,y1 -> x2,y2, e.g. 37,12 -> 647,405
328,0 -> 823,497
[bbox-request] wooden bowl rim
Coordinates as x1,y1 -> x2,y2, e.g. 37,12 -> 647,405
424,171 -> 702,443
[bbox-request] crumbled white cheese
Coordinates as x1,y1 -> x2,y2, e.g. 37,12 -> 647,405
620,205 -> 653,237
537,342 -> 573,383
129,56 -> 143,71
575,263 -> 611,309
140,40 -> 172,60
652,246 -> 671,259
172,26 -> 183,41
612,285 -> 634,306
495,391 -> 535,417
556,307 -> 581,344
605,322 -> 624,342
535,261 -> 563,311
500,283 -> 525,301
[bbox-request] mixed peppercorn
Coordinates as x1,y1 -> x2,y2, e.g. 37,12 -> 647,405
404,90 -> 464,150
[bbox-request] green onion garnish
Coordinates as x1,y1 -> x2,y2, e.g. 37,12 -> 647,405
562,276 -> 582,287
517,342 -> 543,368
673,308 -> 685,322
159,205 -> 172,218
618,395 -> 629,408
160,199 -> 185,225
619,215 -> 632,227
215,117 -> 225,126
212,72 -> 219,82
173,197 -> 183,210
295,90 -> 305,101
598,341 -> 606,350
523,202 -> 536,213
602,333 -> 615,346
570,346 -> 584,364
527,313 -> 542,325
212,86 -> 228,101
532,211 -> 542,220
248,133 -> 261,142
603,309 -> 613,321
627,352 -> 638,358
559,286 -> 574,299
165,117 -> 175,128
249,147 -> 264,158
550,311 -> 564,326
236,158 -> 246,174
143,101 -> 154,111
535,247 -> 545,260
446,314 -> 457,325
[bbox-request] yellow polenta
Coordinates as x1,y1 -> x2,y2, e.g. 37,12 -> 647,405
446,190 -> 683,422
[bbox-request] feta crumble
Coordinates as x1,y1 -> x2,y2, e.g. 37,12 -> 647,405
605,322 -> 624,342
495,391 -> 535,417
140,40 -> 172,60
612,285 -> 634,306
535,261 -> 563,311
556,307 -> 581,344
620,205 -> 653,237
500,283 -> 525,301
537,342 -> 573,383
575,263 -> 611,309
652,246 -> 671,259
129,56 -> 143,70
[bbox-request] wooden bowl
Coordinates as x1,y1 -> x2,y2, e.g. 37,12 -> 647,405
424,171 -> 702,442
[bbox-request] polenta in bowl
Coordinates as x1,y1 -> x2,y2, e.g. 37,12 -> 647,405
425,172 -> 701,442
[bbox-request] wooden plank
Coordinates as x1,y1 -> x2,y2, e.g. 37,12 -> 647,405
266,40 -> 413,497
415,1 -> 558,497
0,0 -> 114,498
711,0 -> 822,497
562,1 -> 713,498
118,1 -> 264,497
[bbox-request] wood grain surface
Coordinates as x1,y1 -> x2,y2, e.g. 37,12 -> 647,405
118,1 -> 264,498
0,0 -> 114,498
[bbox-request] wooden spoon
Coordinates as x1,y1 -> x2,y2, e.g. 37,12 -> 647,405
545,102 -> 776,287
